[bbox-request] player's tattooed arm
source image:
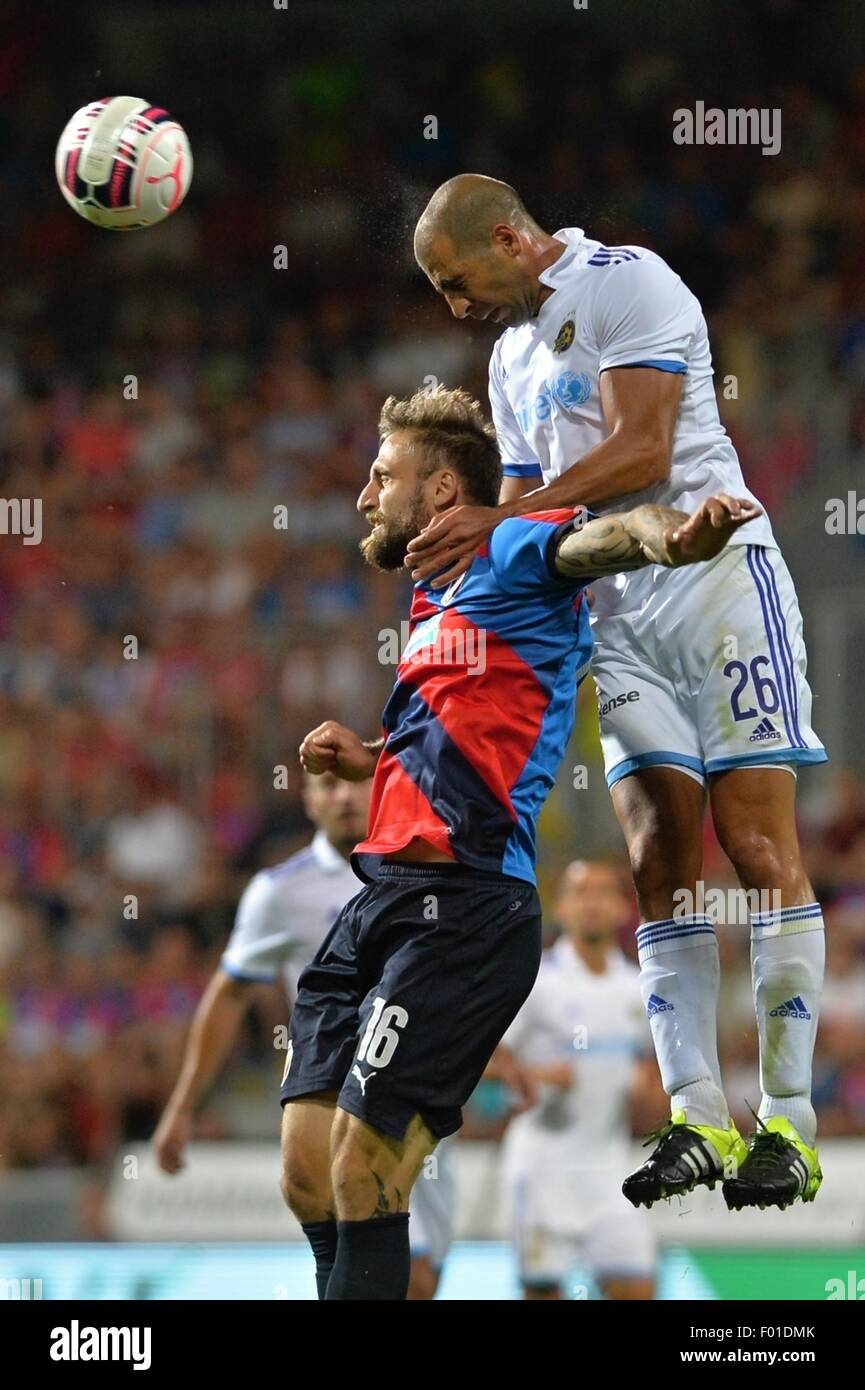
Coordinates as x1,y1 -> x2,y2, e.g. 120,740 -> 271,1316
554,495 -> 763,579
553,507 -> 686,579
615,504 -> 691,567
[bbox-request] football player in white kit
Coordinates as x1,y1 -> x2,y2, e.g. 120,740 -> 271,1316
152,772 -> 455,1299
410,174 -> 826,1212
498,859 -> 663,1300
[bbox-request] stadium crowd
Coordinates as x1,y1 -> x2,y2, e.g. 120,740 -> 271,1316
2,2 -> 865,1190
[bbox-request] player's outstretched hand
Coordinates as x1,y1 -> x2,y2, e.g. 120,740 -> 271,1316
666,494 -> 763,565
299,721 -> 377,782
406,504 -> 502,586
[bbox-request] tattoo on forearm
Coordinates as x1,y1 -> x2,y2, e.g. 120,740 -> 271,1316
621,505 -> 689,566
554,517 -> 645,578
554,505 -> 690,579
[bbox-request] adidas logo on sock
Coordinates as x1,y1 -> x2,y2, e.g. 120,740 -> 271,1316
647,993 -> 675,1017
769,995 -> 812,1019
749,717 -> 782,742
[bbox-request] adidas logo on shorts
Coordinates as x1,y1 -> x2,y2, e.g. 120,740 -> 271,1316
647,993 -> 675,1017
769,995 -> 812,1020
749,717 -> 782,742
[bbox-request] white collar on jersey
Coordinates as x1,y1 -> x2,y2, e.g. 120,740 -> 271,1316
312,829 -> 351,874
550,933 -> 624,976
537,227 -> 587,290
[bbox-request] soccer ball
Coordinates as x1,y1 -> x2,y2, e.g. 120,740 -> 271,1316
55,96 -> 192,230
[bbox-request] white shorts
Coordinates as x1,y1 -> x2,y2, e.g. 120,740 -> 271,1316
409,1135 -> 456,1270
591,544 -> 827,789
507,1169 -> 655,1287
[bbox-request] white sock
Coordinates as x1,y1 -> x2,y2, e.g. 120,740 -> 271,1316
751,903 -> 824,1149
636,915 -> 730,1130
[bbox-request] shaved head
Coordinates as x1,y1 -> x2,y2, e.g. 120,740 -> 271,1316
413,173 -> 563,329
414,173 -> 542,261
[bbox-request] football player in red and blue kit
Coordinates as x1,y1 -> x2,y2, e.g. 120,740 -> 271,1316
279,384 -> 759,1300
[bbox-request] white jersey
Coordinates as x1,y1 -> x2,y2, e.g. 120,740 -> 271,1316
221,831 -> 359,996
502,937 -> 651,1169
488,227 -> 776,617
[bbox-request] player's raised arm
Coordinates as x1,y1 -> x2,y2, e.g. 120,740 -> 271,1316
407,364 -> 684,585
553,494 -> 763,580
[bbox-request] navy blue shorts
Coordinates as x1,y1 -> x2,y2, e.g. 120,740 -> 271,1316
280,862 -> 543,1141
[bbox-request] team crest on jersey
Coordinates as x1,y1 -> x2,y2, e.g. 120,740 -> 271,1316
553,317 -> 575,354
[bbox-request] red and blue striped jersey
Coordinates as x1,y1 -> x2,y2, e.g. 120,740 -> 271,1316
353,509 -> 594,886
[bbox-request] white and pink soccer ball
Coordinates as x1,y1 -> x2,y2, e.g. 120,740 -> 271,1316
55,95 -> 192,230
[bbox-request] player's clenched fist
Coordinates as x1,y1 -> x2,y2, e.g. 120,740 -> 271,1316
299,721 -> 378,782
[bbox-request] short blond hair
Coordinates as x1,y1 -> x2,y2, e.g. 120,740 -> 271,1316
378,384 -> 501,505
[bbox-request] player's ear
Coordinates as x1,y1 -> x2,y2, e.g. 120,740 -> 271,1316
432,468 -> 461,510
491,223 -> 521,256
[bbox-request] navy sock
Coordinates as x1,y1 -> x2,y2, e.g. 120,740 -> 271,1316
301,1218 -> 338,1300
325,1212 -> 411,1301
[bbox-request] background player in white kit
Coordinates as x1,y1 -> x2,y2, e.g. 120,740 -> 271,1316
498,860 -> 663,1300
152,771 -> 455,1300
410,174 -> 827,1213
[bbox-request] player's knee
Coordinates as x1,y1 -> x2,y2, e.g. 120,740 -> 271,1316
627,830 -> 689,911
330,1148 -> 390,1220
715,825 -> 795,890
279,1158 -> 315,1219
330,1117 -> 406,1219
331,1126 -> 380,1211
278,1161 -> 298,1213
280,1141 -> 329,1221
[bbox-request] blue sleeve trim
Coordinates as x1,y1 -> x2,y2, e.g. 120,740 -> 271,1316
605,359 -> 688,374
502,461 -> 544,478
606,750 -> 706,789
704,748 -> 828,775
220,957 -> 279,984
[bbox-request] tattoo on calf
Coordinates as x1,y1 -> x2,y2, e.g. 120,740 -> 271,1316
371,1171 -> 402,1216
